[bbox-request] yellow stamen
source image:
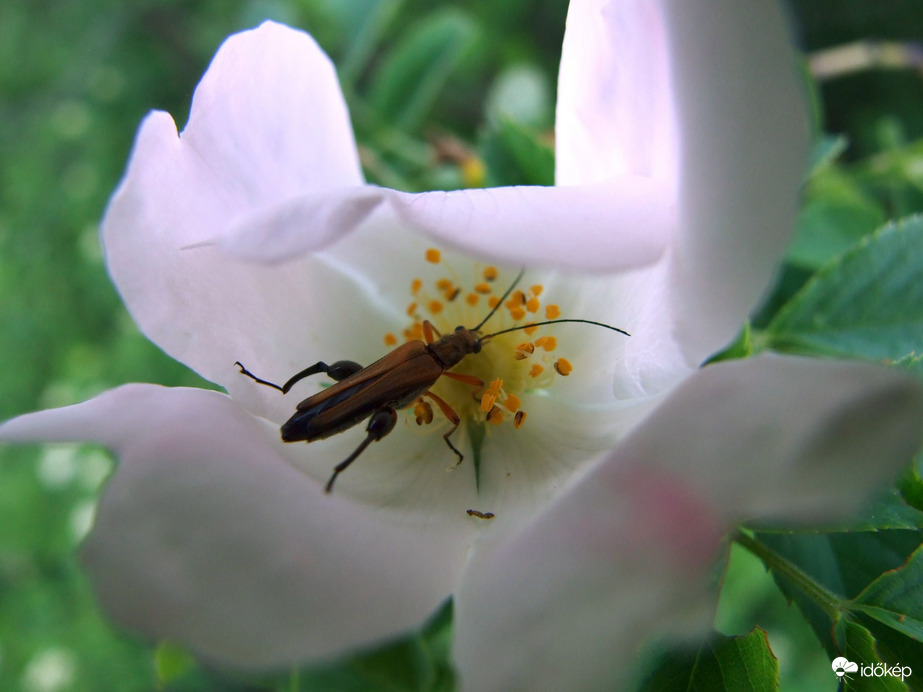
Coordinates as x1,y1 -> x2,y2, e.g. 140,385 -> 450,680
425,248 -> 441,263
436,278 -> 452,290
554,358 -> 573,376
526,296 -> 540,313
475,282 -> 492,294
514,411 -> 527,428
530,364 -> 544,378
488,296 -> 501,309
513,343 -> 535,360
483,266 -> 499,281
411,278 -> 423,294
530,285 -> 543,297
534,336 -> 557,351
406,301 -> 418,317
466,293 -> 479,306
504,393 -> 521,412
480,391 -> 498,412
509,307 -> 526,321
429,300 -> 444,314
545,304 -> 561,319
487,407 -> 504,425
523,323 -> 538,335
384,333 -> 398,347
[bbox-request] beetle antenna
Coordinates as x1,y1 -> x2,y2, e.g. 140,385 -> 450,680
481,319 -> 630,340
471,267 -> 525,332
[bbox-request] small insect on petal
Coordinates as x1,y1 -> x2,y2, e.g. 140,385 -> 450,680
467,509 -> 495,519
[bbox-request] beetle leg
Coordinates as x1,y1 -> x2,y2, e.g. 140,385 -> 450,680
422,390 -> 463,465
422,320 -> 442,344
235,361 -> 284,392
280,360 -> 362,393
325,407 -> 397,493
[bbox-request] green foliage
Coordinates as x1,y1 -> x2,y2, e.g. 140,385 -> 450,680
638,629 -> 779,692
767,217 -> 923,362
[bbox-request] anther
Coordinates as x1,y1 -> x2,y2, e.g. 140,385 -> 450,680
554,358 -> 573,376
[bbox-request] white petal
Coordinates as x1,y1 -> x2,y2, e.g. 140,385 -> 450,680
454,447 -> 723,692
388,181 -> 673,271
101,22 -> 375,393
556,0 -> 678,191
615,354 -> 923,522
183,20 -> 363,195
662,1 -> 810,362
0,386 -> 474,669
453,355 -> 923,690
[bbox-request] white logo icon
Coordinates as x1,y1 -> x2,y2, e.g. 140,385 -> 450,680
832,657 -> 859,678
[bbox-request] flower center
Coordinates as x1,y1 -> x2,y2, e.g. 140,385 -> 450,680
383,248 -> 576,444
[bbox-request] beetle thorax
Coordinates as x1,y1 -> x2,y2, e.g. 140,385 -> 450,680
427,327 -> 480,369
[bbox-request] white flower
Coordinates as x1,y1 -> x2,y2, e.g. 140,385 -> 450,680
3,2 -> 922,690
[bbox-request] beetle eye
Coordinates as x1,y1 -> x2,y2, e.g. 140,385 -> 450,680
473,340 -> 482,354
455,325 -> 465,332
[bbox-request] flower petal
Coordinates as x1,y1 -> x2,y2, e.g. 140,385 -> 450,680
387,180 -> 673,271
556,0 -> 678,191
453,355 -> 923,690
662,1 -> 810,362
0,386 -> 475,669
102,22 -> 376,388
614,354 -> 923,522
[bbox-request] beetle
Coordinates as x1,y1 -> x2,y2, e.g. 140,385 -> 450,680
236,270 -> 629,493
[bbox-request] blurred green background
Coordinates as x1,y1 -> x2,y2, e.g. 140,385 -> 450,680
2,0 -> 923,690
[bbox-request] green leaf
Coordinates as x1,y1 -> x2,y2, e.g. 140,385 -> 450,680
704,323 -> 752,365
767,216 -> 923,361
807,135 -> 849,178
481,118 -> 555,187
278,599 -> 455,692
637,629 -> 779,692
154,640 -> 197,684
851,544 -> 923,643
834,620 -> 908,692
747,531 -> 921,657
368,9 -> 478,132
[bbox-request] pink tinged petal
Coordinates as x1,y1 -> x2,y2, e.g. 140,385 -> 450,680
102,22 -> 375,385
0,386 -> 474,669
615,354 -> 923,523
387,181 -> 673,271
183,20 -> 363,198
453,355 -> 923,691
454,445 -> 723,691
556,0 -> 678,191
662,1 -> 811,363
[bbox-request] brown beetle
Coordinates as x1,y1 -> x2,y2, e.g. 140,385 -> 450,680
236,270 -> 628,493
